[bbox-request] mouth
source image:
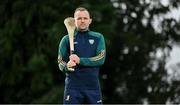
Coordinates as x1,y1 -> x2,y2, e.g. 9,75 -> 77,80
80,23 -> 86,26
80,24 -> 86,28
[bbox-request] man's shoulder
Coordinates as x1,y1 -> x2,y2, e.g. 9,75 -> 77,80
61,34 -> 69,40
59,35 -> 69,44
88,31 -> 104,38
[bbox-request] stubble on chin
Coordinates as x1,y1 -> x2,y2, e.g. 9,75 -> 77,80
77,27 -> 89,32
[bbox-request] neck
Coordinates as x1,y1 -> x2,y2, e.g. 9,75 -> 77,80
77,28 -> 89,32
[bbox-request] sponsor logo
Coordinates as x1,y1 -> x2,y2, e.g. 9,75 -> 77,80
97,100 -> 102,103
65,95 -> 70,101
74,42 -> 78,44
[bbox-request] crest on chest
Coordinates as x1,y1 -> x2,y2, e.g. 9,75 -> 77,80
88,39 -> 94,45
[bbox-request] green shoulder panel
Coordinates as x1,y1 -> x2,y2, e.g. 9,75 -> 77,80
88,31 -> 103,39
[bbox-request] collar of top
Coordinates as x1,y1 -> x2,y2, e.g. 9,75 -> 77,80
75,28 -> 90,36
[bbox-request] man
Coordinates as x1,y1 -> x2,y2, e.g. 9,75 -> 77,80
58,7 -> 106,104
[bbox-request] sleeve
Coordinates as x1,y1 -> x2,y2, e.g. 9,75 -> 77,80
79,34 -> 106,66
57,36 -> 69,73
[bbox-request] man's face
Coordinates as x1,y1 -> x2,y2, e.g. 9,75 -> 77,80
74,10 -> 92,31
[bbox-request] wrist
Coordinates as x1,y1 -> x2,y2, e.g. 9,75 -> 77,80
77,57 -> 81,64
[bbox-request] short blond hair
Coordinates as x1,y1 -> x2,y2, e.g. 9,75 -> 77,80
74,7 -> 90,17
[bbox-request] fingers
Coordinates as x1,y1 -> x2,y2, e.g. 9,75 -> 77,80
67,60 -> 76,68
67,60 -> 76,71
69,54 -> 80,64
67,54 -> 80,71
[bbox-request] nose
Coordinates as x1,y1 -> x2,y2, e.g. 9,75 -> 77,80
81,18 -> 85,22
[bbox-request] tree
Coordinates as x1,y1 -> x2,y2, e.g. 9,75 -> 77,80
103,0 -> 180,104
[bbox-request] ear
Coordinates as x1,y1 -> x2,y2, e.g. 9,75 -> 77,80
89,18 -> 92,24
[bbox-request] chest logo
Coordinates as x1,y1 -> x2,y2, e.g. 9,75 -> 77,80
89,39 -> 94,45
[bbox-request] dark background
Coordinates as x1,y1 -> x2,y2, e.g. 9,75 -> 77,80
0,0 -> 180,104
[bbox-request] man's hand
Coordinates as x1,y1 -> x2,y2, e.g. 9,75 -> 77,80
67,60 -> 76,71
69,54 -> 80,64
